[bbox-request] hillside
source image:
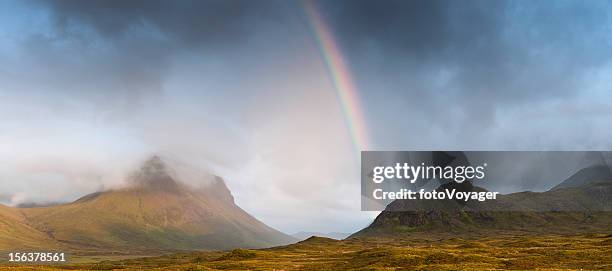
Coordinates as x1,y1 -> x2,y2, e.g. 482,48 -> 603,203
552,164 -> 612,190
0,156 -> 295,253
352,165 -> 612,238
0,204 -> 61,250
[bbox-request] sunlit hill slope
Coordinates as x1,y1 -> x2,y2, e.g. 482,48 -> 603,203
0,156 -> 295,253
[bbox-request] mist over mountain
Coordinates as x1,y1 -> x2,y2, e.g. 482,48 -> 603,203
0,156 -> 295,252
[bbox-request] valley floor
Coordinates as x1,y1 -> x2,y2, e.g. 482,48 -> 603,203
2,233 -> 611,270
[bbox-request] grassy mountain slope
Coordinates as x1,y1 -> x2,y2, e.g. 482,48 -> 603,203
352,171 -> 612,238
552,164 -> 612,190
0,157 -> 294,253
0,205 -> 61,251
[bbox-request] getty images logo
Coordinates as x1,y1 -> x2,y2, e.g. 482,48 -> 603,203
371,162 -> 488,184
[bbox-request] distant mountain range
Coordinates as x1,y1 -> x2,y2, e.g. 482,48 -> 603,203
292,231 -> 350,241
352,163 -> 612,238
0,156 -> 295,253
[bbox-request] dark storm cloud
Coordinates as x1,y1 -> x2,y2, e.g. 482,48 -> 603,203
39,0 -> 286,46
24,0 -> 612,148
309,0 -> 612,142
322,0 -> 610,96
33,0 -> 612,101
19,0 -> 612,145
24,0 -> 302,112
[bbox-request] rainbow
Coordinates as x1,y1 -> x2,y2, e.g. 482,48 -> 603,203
303,0 -> 370,157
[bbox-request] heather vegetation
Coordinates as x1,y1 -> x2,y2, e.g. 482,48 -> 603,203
4,234 -> 611,270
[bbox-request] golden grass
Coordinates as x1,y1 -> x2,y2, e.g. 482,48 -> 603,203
2,234 -> 611,270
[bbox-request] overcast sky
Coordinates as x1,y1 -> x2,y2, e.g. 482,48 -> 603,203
1,0 -> 612,234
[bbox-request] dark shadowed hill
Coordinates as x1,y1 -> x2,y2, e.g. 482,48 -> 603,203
552,164 -> 612,190
0,156 -> 295,253
352,166 -> 612,238
291,231 -> 350,241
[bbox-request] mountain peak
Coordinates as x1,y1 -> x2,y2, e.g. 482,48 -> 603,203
131,155 -> 180,191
